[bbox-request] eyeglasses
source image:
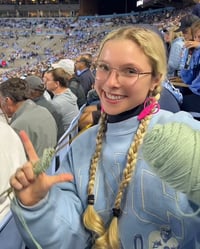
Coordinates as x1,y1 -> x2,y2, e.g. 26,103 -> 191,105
95,61 -> 152,84
75,60 -> 83,64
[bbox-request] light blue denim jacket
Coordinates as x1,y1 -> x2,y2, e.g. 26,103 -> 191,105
168,37 -> 185,77
180,46 -> 200,95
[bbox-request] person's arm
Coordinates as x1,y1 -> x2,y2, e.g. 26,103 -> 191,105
12,184 -> 90,249
168,40 -> 184,72
180,49 -> 197,85
185,40 -> 200,50
181,49 -> 200,92
10,131 -> 90,249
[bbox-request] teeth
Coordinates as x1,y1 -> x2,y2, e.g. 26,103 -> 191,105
106,92 -> 123,100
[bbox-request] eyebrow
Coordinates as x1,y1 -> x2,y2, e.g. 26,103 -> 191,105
98,60 -> 139,67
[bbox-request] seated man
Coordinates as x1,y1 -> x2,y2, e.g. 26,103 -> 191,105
0,77 -> 57,157
25,75 -> 64,141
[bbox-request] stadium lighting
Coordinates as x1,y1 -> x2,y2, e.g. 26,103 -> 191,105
136,0 -> 143,7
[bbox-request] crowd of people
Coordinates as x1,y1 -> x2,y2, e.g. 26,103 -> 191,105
0,5 -> 192,79
1,2 -> 200,249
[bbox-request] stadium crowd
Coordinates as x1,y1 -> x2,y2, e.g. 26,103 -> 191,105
2,2 -> 200,249
0,5 -> 192,80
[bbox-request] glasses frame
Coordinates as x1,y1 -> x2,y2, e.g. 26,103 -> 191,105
95,61 -> 152,83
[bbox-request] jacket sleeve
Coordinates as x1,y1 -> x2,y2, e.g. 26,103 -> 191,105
11,156 -> 91,249
180,50 -> 200,94
189,72 -> 200,95
180,68 -> 194,85
168,40 -> 183,72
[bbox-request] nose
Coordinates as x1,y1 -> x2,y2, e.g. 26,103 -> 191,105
105,68 -> 120,87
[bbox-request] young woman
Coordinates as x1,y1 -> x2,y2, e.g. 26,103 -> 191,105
10,26 -> 200,249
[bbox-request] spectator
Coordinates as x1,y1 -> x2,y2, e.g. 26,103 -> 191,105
45,68 -> 79,131
0,121 -> 26,249
52,59 -> 86,108
166,28 -> 185,78
74,54 -> 95,96
175,14 -> 199,41
25,75 -> 64,140
0,77 -> 57,157
179,19 -> 200,114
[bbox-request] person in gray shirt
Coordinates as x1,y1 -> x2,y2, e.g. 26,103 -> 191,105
0,77 -> 57,157
25,75 -> 64,141
45,68 -> 79,132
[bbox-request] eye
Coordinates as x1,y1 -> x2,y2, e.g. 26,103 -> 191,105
121,67 -> 138,76
96,62 -> 110,72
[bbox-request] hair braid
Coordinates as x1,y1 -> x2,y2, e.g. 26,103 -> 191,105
151,85 -> 161,102
83,112 -> 107,239
100,115 -> 152,249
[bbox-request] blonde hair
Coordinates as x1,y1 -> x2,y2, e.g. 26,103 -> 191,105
98,25 -> 167,82
168,28 -> 183,42
83,26 -> 167,249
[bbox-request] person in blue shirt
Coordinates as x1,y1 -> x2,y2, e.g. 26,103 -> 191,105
166,28 -> 185,78
10,26 -> 200,249
179,19 -> 200,115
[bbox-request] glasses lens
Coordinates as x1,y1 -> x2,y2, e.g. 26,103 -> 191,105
95,62 -> 149,84
95,62 -> 110,81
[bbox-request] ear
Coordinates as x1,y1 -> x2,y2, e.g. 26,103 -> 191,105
55,81 -> 60,87
150,75 -> 162,92
5,97 -> 13,104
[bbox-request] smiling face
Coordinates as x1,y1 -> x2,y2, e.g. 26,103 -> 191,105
94,39 -> 159,115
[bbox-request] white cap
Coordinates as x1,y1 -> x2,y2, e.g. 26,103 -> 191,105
52,59 -> 74,75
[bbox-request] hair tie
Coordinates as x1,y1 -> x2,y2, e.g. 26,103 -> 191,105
87,194 -> 95,205
138,97 -> 160,121
112,208 -> 122,218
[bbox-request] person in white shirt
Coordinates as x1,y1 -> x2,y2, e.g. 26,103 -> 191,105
0,121 -> 26,249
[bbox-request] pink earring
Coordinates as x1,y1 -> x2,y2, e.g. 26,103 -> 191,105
138,97 -> 160,121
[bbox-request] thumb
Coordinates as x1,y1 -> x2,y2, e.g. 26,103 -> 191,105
47,173 -> 74,188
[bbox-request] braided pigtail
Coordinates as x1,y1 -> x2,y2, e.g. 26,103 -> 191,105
96,115 -> 152,249
83,112 -> 108,241
150,85 -> 161,102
